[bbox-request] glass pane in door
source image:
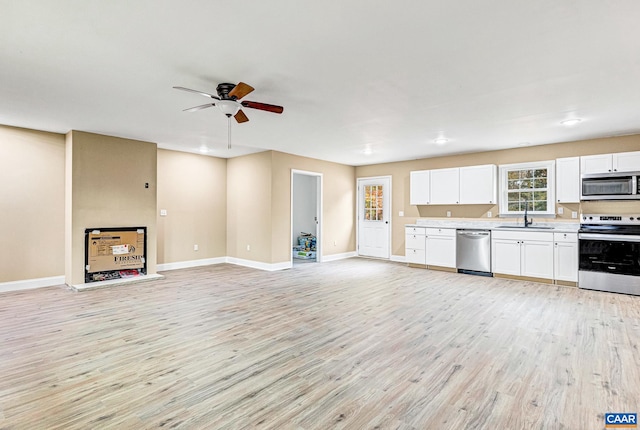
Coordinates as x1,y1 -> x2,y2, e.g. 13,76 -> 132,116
364,185 -> 383,221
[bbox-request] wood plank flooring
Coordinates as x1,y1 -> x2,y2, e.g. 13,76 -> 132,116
0,258 -> 639,429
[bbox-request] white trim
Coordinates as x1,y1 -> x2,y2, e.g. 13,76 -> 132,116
157,257 -> 227,272
390,254 -> 407,263
227,257 -> 292,271
322,251 -> 357,262
291,169 -> 323,264
0,275 -> 65,293
71,274 -> 165,292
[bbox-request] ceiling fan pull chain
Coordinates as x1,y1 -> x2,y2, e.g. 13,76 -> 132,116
228,117 -> 232,149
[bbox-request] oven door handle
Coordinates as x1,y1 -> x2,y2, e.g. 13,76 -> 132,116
579,233 -> 640,242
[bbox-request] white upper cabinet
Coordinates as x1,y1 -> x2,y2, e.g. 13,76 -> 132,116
580,153 -> 612,174
581,151 -> 640,174
556,157 -> 580,203
613,151 -> 640,173
459,164 -> 497,204
430,168 -> 460,204
411,164 -> 497,205
410,170 -> 430,205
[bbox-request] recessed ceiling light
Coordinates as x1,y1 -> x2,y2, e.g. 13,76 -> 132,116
199,146 -> 209,154
517,142 -> 531,147
434,138 -> 449,145
560,118 -> 582,126
363,146 -> 373,155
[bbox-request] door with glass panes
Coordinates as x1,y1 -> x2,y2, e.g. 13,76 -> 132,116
357,177 -> 391,258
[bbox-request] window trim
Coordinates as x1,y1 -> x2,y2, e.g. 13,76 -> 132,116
498,160 -> 556,217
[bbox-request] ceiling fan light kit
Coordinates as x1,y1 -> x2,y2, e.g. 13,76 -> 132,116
173,81 -> 284,149
216,99 -> 241,117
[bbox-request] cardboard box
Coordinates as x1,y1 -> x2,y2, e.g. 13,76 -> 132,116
294,250 -> 316,260
86,228 -> 145,274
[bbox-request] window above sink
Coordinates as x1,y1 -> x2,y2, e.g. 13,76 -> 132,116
498,160 -> 556,217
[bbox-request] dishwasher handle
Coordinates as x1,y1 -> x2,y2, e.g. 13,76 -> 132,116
458,231 -> 490,237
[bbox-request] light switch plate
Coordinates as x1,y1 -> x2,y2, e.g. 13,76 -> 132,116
557,207 -> 564,215
398,211 -> 404,217
160,209 -> 167,216
572,211 -> 578,219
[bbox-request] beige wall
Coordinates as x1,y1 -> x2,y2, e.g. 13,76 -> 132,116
0,125 -> 65,282
355,135 -> 640,257
3,121 -> 640,283
226,150 -> 356,264
157,149 -> 227,264
65,131 -> 157,284
226,151 -> 273,263
271,151 -> 356,262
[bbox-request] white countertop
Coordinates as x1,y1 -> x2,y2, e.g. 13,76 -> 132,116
405,218 -> 579,233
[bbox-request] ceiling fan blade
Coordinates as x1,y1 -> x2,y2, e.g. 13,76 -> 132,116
173,86 -> 220,100
234,109 -> 249,123
241,100 -> 284,114
228,82 -> 255,100
183,103 -> 215,112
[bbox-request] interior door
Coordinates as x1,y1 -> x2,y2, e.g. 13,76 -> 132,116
358,177 -> 391,258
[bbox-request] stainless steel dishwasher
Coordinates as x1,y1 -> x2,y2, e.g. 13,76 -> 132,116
456,229 -> 492,276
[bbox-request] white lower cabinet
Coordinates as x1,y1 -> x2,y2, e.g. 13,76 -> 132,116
425,228 -> 456,268
492,230 -> 554,280
521,240 -> 554,279
554,232 -> 578,282
492,238 -> 522,276
405,227 -> 426,264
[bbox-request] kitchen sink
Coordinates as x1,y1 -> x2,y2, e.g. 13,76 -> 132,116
495,225 -> 554,230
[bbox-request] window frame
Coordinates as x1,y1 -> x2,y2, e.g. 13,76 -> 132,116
498,160 -> 556,217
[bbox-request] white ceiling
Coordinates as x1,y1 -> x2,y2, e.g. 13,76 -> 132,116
2,1 -> 640,166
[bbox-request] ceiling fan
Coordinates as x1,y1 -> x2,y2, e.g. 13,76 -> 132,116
173,82 -> 284,149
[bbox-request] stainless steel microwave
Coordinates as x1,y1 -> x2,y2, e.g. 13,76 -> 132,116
581,172 -> 640,200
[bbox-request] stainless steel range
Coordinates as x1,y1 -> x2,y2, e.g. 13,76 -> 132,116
579,214 -> 640,295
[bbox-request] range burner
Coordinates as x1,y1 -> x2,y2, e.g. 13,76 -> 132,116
580,214 -> 640,235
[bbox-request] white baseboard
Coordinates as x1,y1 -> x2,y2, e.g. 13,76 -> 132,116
3,252 -> 360,293
0,275 -> 65,293
322,251 -> 357,262
227,257 -> 292,271
157,257 -> 227,272
390,254 -> 407,263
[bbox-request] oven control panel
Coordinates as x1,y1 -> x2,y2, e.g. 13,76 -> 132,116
581,214 -> 640,224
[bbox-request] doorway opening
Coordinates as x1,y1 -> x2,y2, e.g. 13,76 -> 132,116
291,170 -> 322,265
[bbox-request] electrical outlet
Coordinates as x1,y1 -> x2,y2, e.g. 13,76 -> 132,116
487,211 -> 492,218
333,240 -> 337,246
398,211 -> 404,217
193,244 -> 198,251
446,211 -> 451,217
160,209 -> 167,216
572,211 -> 578,219
246,244 -> 251,251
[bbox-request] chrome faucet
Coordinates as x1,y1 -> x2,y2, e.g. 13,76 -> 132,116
523,199 -> 533,227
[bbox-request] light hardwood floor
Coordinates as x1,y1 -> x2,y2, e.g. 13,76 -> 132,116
0,258 -> 638,429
